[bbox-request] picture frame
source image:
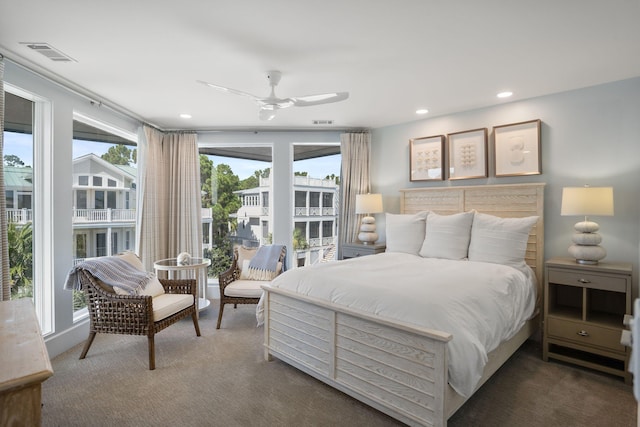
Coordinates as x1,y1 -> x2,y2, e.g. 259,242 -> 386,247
493,119 -> 541,177
409,135 -> 445,181
447,128 -> 488,180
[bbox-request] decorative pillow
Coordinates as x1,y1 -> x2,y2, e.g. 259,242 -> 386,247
468,213 -> 539,268
239,254 -> 282,280
384,211 -> 428,255
419,211 -> 475,260
113,252 -> 165,297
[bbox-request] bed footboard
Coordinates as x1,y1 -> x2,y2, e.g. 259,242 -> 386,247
263,287 -> 452,427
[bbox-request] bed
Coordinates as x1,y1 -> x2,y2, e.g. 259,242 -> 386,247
261,183 -> 544,427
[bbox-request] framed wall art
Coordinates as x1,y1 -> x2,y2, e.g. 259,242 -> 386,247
409,135 -> 445,181
494,119 -> 541,177
447,128 -> 488,180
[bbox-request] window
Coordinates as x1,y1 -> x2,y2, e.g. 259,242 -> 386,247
5,190 -> 13,209
76,190 -> 87,209
107,191 -> 116,209
3,92 -> 35,304
292,145 -> 341,266
72,117 -> 138,316
96,233 -> 107,257
95,190 -> 105,209
75,234 -> 87,259
198,146 -> 272,278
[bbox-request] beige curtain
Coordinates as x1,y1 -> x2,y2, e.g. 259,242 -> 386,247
136,125 -> 202,270
338,132 -> 371,258
0,54 -> 9,301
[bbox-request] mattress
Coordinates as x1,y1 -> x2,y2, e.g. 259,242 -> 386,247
260,252 -> 536,397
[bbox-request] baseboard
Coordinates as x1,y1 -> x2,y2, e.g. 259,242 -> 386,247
44,317 -> 89,359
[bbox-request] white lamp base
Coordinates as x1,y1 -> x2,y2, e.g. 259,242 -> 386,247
358,216 -> 378,244
568,221 -> 606,264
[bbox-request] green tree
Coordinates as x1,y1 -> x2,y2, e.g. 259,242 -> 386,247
101,144 -> 135,165
294,171 -> 308,177
200,155 -> 214,208
293,227 -> 309,250
4,154 -> 25,167
240,168 -> 270,190
7,222 -> 33,299
325,173 -> 340,185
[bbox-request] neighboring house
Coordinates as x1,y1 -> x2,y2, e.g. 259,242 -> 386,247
232,175 -> 339,266
71,154 -> 137,261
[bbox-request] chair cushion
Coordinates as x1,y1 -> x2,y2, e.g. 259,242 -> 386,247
224,279 -> 271,298
152,293 -> 194,321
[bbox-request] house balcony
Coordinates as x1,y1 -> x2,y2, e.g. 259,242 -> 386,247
73,208 -> 136,223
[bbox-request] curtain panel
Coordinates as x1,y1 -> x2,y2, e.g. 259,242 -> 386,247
136,125 -> 202,271
338,132 -> 371,259
0,54 -> 9,301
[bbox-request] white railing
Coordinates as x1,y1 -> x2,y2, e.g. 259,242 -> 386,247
309,207 -> 321,216
322,207 -> 335,216
295,207 -> 308,216
308,237 -> 321,247
72,208 -> 136,223
322,236 -> 336,246
6,209 -> 32,224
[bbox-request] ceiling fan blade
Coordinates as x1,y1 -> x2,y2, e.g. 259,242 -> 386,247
290,92 -> 349,107
197,80 -> 260,102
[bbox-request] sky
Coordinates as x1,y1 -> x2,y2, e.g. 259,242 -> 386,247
3,131 -> 341,180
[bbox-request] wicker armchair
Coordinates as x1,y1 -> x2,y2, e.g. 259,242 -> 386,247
217,245 -> 286,329
77,256 -> 201,370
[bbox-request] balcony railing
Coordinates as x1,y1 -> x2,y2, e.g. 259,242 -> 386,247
73,208 -> 136,223
6,209 -> 32,224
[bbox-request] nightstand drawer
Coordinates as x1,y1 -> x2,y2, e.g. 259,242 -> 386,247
342,246 -> 367,258
548,269 -> 627,293
547,317 -> 625,353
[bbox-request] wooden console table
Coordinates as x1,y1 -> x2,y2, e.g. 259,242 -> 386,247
0,298 -> 53,426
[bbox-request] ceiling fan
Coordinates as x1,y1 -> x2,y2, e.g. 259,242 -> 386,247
197,70 -> 349,121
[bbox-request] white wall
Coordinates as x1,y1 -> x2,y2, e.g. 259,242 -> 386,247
371,77 -> 640,296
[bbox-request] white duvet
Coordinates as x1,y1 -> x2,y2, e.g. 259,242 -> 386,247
259,252 -> 536,397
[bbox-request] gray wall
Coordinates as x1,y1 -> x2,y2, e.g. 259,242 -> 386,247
371,77 -> 640,295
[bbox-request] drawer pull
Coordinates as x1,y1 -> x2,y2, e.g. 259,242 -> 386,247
577,330 -> 590,337
577,278 -> 591,284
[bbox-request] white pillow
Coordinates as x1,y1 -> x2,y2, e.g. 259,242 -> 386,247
384,211 -> 428,254
419,211 -> 475,260
468,213 -> 539,268
114,252 -> 165,297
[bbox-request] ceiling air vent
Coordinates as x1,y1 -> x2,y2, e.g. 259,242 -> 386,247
312,120 -> 334,125
20,42 -> 76,62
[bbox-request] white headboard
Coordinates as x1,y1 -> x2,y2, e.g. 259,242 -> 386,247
399,183 -> 545,291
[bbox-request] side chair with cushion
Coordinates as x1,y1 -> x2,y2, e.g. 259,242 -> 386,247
72,252 -> 201,370
217,244 -> 286,329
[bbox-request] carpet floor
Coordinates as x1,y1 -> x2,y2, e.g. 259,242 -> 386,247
41,302 -> 636,426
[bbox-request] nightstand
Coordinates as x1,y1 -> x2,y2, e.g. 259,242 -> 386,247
543,257 -> 632,383
341,242 -> 386,259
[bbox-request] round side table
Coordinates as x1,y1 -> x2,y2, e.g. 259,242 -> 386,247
153,257 -> 211,315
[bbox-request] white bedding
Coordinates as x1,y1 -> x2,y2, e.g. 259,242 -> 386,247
259,252 -> 536,397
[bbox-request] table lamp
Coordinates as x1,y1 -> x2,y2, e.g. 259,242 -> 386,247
560,186 -> 614,264
355,193 -> 383,244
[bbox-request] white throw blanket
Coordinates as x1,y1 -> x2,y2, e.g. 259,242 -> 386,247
258,252 -> 536,397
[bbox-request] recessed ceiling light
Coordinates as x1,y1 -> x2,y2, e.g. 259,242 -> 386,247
497,91 -> 513,98
179,113 -> 192,119
416,109 -> 429,115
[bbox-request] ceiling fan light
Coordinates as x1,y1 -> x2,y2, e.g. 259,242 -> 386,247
259,108 -> 276,121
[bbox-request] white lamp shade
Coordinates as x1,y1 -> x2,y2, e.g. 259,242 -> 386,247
561,187 -> 614,216
355,193 -> 383,214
